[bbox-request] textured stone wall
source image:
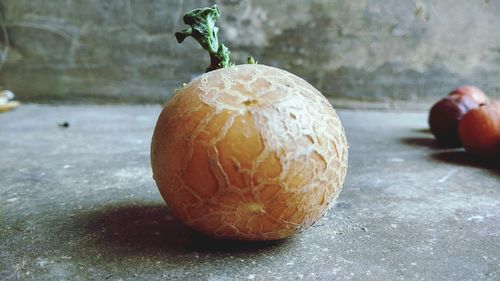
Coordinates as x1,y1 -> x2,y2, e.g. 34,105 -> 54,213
0,0 -> 499,104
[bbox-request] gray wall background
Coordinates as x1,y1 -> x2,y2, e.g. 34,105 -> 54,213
0,0 -> 499,104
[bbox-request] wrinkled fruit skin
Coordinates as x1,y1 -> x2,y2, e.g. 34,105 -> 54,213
151,64 -> 348,241
459,103 -> 500,158
429,95 -> 479,147
448,85 -> 488,105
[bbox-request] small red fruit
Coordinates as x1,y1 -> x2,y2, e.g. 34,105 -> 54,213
448,85 -> 488,105
429,95 -> 480,147
458,102 -> 500,158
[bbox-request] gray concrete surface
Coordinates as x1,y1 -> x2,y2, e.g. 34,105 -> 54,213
1,104 -> 499,280
1,1 -> 500,103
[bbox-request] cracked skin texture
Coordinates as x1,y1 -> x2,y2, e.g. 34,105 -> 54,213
151,64 -> 348,241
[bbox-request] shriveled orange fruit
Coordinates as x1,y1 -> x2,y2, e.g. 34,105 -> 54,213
150,5 -> 348,241
151,64 -> 348,240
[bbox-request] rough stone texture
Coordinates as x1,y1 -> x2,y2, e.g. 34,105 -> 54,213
1,104 -> 499,280
0,1 -> 500,103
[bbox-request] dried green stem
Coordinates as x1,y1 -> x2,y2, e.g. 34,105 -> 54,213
175,5 -> 233,72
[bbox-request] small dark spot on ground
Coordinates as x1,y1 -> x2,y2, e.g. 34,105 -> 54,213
58,121 -> 70,128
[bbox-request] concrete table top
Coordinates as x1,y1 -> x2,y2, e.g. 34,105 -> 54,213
1,105 -> 499,280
